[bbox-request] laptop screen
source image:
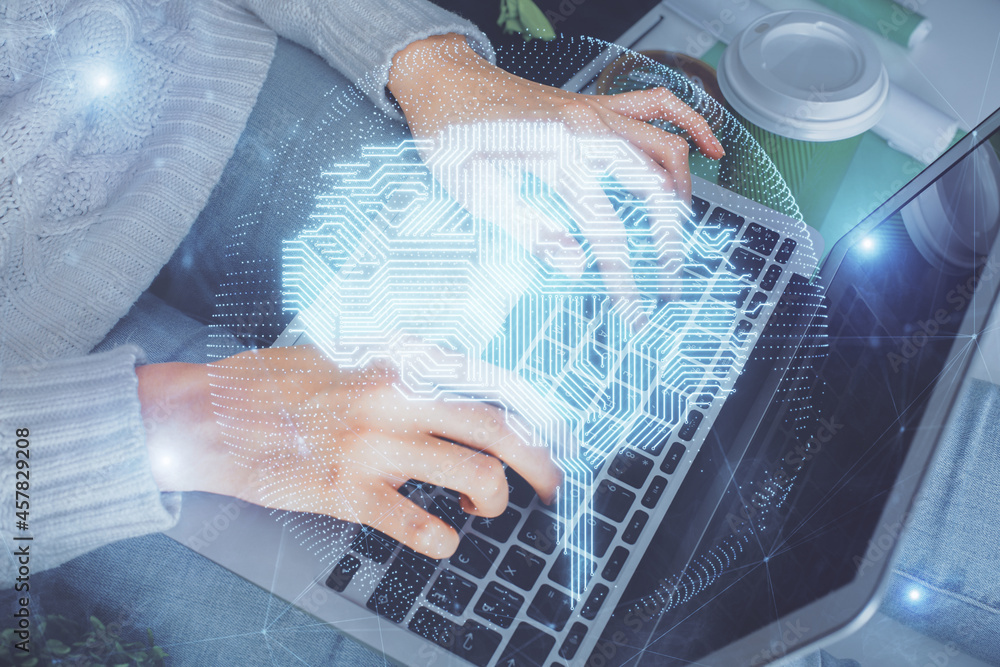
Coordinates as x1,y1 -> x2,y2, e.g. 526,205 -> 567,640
593,125 -> 1000,664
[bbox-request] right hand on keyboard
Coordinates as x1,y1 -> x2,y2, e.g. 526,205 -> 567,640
138,344 -> 563,559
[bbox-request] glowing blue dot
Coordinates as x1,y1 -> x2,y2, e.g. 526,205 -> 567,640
860,236 -> 876,252
907,587 -> 923,602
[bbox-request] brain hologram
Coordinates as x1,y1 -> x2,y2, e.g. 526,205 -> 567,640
283,121 -> 750,595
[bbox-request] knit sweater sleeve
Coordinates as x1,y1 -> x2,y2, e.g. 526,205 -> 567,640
0,346 -> 180,585
235,0 -> 495,115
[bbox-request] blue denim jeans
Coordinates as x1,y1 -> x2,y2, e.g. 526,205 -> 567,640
17,38 -> 998,666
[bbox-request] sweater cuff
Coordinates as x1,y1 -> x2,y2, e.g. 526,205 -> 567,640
0,345 -> 180,582
239,0 -> 495,119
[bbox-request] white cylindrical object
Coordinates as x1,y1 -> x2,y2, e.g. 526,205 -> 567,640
872,85 -> 960,164
717,10 -> 890,141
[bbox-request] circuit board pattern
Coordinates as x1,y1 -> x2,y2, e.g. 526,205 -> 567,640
283,122 -> 750,595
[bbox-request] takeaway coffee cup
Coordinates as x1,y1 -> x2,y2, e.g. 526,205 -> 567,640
718,10 -> 890,227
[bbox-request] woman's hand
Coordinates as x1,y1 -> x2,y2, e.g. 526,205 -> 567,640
387,34 -> 725,306
137,345 -> 561,559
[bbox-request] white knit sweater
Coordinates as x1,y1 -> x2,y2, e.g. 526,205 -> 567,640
0,0 -> 491,585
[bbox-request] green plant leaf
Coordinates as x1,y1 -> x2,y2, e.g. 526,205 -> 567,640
20,658 -> 38,667
89,616 -> 106,633
46,638 -> 72,655
517,0 -> 556,39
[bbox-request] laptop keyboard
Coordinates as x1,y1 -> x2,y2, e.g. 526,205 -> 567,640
320,195 -> 807,667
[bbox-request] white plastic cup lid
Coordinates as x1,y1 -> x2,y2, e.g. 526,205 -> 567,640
718,10 -> 890,142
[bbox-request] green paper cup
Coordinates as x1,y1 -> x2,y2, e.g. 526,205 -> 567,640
718,10 -> 889,228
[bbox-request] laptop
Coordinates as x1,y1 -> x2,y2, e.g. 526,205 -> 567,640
165,17 -> 1000,667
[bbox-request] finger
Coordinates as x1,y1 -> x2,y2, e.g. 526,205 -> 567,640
381,339 -> 565,502
594,105 -> 692,204
382,434 -> 510,517
551,168 -> 644,321
412,399 -> 562,505
596,87 -> 725,159
364,484 -> 461,559
433,158 -> 587,279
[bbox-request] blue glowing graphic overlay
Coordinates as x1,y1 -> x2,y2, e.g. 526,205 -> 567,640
283,122 -> 755,597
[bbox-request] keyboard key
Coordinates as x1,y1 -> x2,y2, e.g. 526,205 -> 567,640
548,550 -> 596,591
428,495 -> 469,531
626,416 -> 670,456
608,448 -> 654,489
593,480 -> 635,523
596,382 -> 641,421
686,247 -> 723,279
399,543 -> 442,570
760,264 -> 782,291
528,585 -> 574,631
695,383 -> 720,409
351,526 -> 397,564
745,291 -> 768,319
543,481 -> 588,519
714,351 -> 738,377
645,386 -> 686,424
661,443 -> 687,475
733,319 -> 754,346
518,511 -> 563,555
366,548 -> 436,623
689,196 -> 710,222
409,607 -> 460,650
551,309 -> 585,349
506,467 -> 536,508
529,337 -> 571,376
616,354 -> 656,391
451,534 -> 501,579
472,506 -> 521,543
602,546 -> 629,582
409,610 -> 502,667
582,415 -> 626,457
712,285 -> 751,309
706,206 -> 745,236
641,476 -> 668,508
427,570 -> 478,617
559,622 -> 589,660
677,410 -> 703,441
622,511 -> 649,545
580,584 -> 609,621
474,581 -> 524,629
497,546 -> 546,591
325,555 -> 361,592
775,237 -> 797,263
727,247 -> 766,281
741,222 -> 780,256
570,515 -> 617,558
457,621 -> 503,667
497,623 -> 556,667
